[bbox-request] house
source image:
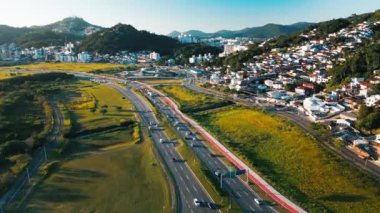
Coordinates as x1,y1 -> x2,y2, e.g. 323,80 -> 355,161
365,95 -> 380,107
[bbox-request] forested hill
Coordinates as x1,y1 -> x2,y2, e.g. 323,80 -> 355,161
78,24 -> 181,55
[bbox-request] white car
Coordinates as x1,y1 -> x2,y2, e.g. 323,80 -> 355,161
254,198 -> 263,205
193,198 -> 201,206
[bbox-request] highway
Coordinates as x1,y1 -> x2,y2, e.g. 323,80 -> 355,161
130,82 -> 275,213
110,84 -> 218,213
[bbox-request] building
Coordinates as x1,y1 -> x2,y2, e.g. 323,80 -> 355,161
177,34 -> 198,44
303,96 -> 328,114
365,95 -> 380,107
149,52 -> 161,61
189,53 -> 213,64
78,52 -> 92,62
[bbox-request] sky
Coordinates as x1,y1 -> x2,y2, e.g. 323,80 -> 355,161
0,0 -> 379,35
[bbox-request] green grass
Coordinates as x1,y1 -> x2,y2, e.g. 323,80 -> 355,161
0,71 -> 28,79
143,79 -> 184,85
62,81 -> 135,133
6,62 -> 129,73
9,81 -> 171,213
155,85 -> 232,113
13,130 -> 170,213
192,106 -> 380,212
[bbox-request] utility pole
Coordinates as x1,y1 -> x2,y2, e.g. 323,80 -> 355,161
26,168 -> 31,183
43,146 -> 47,161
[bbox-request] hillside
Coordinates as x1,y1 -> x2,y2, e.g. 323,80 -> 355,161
215,10 -> 380,72
169,22 -> 314,39
78,24 -> 181,55
0,17 -> 101,48
32,17 -> 102,36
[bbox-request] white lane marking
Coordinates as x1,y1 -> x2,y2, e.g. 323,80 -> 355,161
236,192 -> 242,197
250,206 -> 255,211
192,186 -> 198,192
186,187 -> 190,193
180,166 -> 184,171
180,176 -> 184,182
244,191 -> 249,196
186,175 -> 190,181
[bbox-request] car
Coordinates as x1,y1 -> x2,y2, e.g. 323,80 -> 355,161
254,198 -> 263,205
207,202 -> 217,209
172,157 -> 176,162
159,138 -> 165,143
193,198 -> 201,206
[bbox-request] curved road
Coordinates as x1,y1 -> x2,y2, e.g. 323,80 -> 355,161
0,102 -> 64,210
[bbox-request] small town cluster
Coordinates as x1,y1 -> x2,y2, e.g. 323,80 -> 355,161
0,41 -> 162,64
201,20 -> 380,161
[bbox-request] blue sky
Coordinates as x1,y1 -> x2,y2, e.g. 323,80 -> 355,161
1,0 -> 379,34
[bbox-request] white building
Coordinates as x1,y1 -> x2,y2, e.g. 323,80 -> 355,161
177,34 -> 198,44
303,96 -> 328,114
77,52 -> 92,62
365,95 -> 380,107
149,52 -> 161,61
210,72 -> 221,85
219,42 -> 248,57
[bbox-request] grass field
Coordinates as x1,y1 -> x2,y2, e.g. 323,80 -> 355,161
142,79 -> 184,85
14,128 -> 170,213
193,106 -> 380,212
0,71 -> 28,79
62,81 -> 135,134
8,62 -> 129,73
10,81 -> 171,212
156,85 -> 232,113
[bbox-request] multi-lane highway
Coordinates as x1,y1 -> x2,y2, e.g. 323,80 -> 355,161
129,81 -> 275,213
110,84 -> 218,213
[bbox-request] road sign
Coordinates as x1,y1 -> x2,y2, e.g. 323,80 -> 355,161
235,169 -> 246,175
223,171 -> 236,178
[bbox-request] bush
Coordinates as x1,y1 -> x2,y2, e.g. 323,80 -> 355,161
1,141 -> 28,156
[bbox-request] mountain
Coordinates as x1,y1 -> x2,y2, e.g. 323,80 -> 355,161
169,22 -> 314,39
78,24 -> 181,55
32,17 -> 102,36
0,17 -> 102,48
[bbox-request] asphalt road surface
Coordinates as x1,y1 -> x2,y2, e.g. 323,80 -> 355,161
110,84 -> 218,213
130,82 -> 275,213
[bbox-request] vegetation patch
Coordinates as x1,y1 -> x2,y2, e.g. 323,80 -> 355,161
0,73 -> 74,195
192,106 -> 380,212
8,62 -> 129,73
156,85 -> 233,113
